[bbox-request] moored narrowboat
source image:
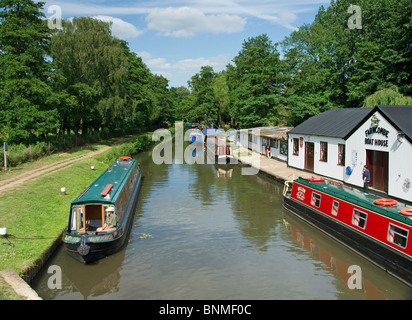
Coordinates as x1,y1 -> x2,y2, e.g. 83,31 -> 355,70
62,157 -> 142,263
206,136 -> 234,164
283,177 -> 412,286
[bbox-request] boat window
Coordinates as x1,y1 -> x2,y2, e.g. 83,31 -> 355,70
310,192 -> 321,208
352,209 -> 367,229
77,206 -> 85,232
331,200 -> 339,216
102,205 -> 109,228
387,224 -> 408,249
70,206 -> 77,231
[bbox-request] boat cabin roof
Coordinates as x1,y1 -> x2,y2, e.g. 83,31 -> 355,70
295,177 -> 412,226
71,158 -> 137,206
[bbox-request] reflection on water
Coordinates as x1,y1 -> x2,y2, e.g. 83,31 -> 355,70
31,148 -> 412,300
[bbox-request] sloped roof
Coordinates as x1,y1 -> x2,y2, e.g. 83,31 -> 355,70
376,105 -> 412,144
288,106 -> 412,143
288,108 -> 372,139
248,126 -> 293,139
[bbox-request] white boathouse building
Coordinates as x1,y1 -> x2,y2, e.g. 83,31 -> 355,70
287,105 -> 412,203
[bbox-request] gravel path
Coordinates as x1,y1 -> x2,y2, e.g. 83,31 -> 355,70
0,138 -> 128,194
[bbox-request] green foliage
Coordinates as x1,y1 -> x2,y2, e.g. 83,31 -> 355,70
281,0 -> 411,125
362,87 -> 412,108
50,17 -> 129,134
97,134 -> 155,163
229,34 -> 284,128
187,66 -> 218,124
0,0 -> 59,144
170,86 -> 191,121
0,1 -> 177,150
1,0 -> 410,147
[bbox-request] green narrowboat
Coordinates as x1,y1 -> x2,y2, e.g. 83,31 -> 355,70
62,157 -> 142,263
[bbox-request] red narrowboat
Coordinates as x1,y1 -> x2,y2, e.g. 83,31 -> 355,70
206,136 -> 234,164
283,177 -> 412,287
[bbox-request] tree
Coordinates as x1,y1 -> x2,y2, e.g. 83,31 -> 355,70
0,0 -> 59,143
281,0 -> 412,126
229,34 -> 284,128
170,86 -> 191,121
362,86 -> 412,108
346,0 -> 412,104
188,66 -> 218,124
146,74 -> 174,129
49,17 -> 129,135
212,71 -> 230,127
122,42 -> 152,130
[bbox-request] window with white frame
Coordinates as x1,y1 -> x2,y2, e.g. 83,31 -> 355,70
320,141 -> 328,162
338,144 -> 345,166
387,224 -> 408,249
280,139 -> 288,156
293,138 -> 299,156
310,192 -> 321,208
331,200 -> 339,216
352,209 -> 367,229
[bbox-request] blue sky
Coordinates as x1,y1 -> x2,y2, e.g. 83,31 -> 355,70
38,0 -> 331,88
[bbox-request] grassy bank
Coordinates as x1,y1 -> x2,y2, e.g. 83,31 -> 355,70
0,133 -> 155,298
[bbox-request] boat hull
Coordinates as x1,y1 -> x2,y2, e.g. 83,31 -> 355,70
63,173 -> 142,264
283,192 -> 412,287
64,235 -> 125,264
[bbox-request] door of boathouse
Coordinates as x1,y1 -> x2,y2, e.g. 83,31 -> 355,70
366,150 -> 389,193
305,142 -> 315,171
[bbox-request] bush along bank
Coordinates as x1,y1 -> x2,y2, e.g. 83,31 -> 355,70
0,132 -> 109,169
96,133 -> 155,163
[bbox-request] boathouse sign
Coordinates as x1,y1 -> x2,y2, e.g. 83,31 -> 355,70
365,126 -> 390,148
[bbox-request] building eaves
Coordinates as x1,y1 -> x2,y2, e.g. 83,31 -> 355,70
289,108 -> 373,139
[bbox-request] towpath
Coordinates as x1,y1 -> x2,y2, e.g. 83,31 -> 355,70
0,138 -> 128,194
234,145 -> 323,183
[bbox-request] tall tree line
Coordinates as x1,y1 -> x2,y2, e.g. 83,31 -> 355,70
179,0 -> 411,128
1,0 -> 411,146
0,0 -> 174,145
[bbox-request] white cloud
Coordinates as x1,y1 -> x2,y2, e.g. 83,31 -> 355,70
146,6 -> 247,37
138,52 -> 228,73
41,0 -> 324,34
173,55 -> 229,73
137,51 -> 230,86
93,15 -> 143,38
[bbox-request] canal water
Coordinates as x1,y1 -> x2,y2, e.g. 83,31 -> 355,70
31,147 -> 412,300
